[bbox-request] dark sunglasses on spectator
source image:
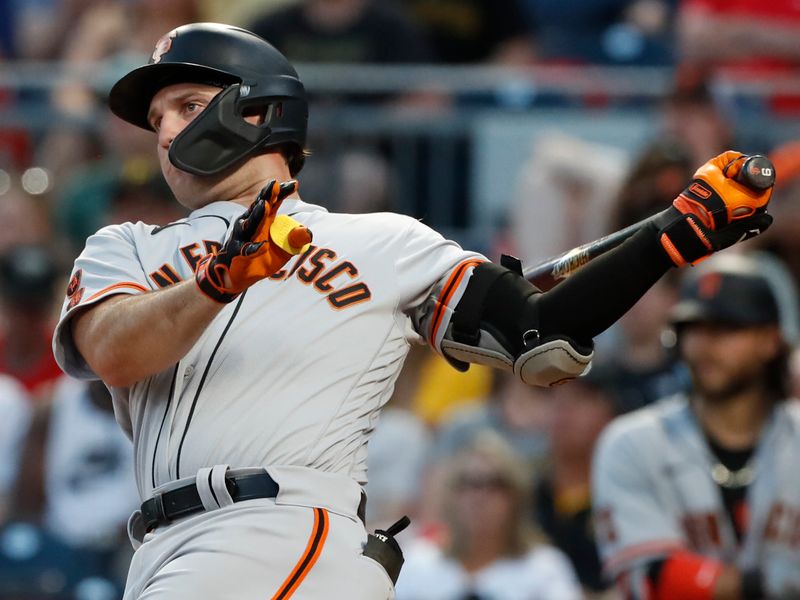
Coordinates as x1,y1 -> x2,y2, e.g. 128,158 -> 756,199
455,473 -> 512,491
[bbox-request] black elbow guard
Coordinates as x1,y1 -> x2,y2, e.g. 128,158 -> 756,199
441,259 -> 593,386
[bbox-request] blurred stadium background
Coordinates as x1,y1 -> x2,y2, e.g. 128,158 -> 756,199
2,0 -> 800,598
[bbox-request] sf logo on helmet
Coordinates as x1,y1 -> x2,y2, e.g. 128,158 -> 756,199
151,30 -> 177,64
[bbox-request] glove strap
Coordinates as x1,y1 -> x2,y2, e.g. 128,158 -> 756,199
195,255 -> 239,304
658,212 -> 714,267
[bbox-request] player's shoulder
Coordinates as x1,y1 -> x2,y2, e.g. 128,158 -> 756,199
87,219 -> 177,245
321,209 -> 427,234
597,394 -> 688,456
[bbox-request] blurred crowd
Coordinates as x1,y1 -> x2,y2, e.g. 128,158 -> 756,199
2,0 -> 800,599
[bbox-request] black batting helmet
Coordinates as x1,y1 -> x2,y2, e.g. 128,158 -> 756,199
670,252 -> 799,344
108,23 -> 308,176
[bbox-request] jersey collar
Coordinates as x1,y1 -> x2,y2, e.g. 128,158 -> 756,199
188,198 -> 328,221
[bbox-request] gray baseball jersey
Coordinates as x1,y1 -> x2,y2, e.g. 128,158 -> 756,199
592,394 -> 800,596
53,198 -> 485,500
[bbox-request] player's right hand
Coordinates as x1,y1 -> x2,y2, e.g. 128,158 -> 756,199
656,151 -> 773,267
195,180 -> 312,303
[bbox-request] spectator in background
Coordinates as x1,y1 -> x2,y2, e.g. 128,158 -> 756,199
598,276 -> 689,412
430,372 -> 553,467
37,0 -> 200,183
509,133 -> 628,266
678,0 -> 800,77
0,375 -> 31,523
416,374 -> 553,552
364,404 -> 431,529
11,377 -> 137,551
249,0 -> 433,65
520,0 -> 675,65
3,379 -> 135,599
397,432 -> 582,600
200,0 -> 301,28
103,171 -> 187,228
610,139 -> 694,231
404,0 -> 536,64
660,71 -> 735,167
57,159 -> 183,253
0,0 -> 13,58
755,139 -> 800,285
533,366 -> 620,594
0,245 -> 63,403
52,0 -> 201,119
0,178 -> 52,255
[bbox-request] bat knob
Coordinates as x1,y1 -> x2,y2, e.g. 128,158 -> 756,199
735,155 -> 776,191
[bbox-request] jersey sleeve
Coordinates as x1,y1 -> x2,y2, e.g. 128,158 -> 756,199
53,223 -> 151,380
591,418 -> 687,581
392,216 -> 486,352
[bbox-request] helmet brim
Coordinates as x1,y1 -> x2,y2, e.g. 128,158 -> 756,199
108,62 -> 240,131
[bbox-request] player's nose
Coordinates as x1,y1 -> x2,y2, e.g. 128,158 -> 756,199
157,114 -> 182,149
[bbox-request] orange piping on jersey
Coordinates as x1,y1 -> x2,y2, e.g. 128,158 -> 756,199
84,281 -> 149,303
270,507 -> 329,600
603,538 -> 685,575
429,259 -> 484,347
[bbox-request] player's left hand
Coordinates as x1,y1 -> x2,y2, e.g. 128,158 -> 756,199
195,180 -> 312,303
656,150 -> 774,267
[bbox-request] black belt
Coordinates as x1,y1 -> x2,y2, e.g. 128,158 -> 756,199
141,472 -> 279,532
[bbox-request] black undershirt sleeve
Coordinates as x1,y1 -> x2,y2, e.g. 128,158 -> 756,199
536,220 -> 673,346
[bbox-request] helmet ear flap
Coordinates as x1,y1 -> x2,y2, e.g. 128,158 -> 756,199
169,84 -> 272,176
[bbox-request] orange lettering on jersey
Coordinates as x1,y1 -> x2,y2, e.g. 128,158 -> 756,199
287,244 -> 317,279
180,242 -> 204,272
789,510 -> 800,547
762,502 -> 800,547
328,283 -> 371,309
314,261 -> 358,292
150,264 -> 183,288
203,240 -> 222,255
765,503 -> 785,542
681,512 -> 724,552
594,507 -> 617,544
298,248 -> 337,284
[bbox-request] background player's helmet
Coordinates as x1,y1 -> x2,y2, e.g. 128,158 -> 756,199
108,22 -> 307,176
670,252 -> 799,345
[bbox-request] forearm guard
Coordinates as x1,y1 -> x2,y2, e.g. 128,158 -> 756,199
439,260 -> 593,387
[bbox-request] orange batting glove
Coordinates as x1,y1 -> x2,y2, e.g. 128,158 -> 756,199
655,151 -> 773,267
195,180 -> 313,303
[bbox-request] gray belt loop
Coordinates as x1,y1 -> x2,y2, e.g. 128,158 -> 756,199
211,464 -> 235,508
195,464 -> 230,511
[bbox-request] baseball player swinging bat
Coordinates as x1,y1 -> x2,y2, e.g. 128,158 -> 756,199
523,155 -> 776,291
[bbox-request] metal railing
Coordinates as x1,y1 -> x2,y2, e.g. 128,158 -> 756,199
2,62 -> 800,247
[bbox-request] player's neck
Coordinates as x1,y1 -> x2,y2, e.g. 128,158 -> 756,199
693,388 -> 771,450
228,153 -> 297,208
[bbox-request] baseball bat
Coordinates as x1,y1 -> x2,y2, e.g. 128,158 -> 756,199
523,155 -> 776,291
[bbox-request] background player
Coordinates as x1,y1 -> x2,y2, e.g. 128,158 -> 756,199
53,23 -> 774,600
592,252 -> 800,599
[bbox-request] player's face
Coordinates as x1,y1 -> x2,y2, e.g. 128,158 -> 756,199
147,83 -> 244,209
679,322 -> 781,400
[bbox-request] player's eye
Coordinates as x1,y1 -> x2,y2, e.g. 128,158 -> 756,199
151,117 -> 162,132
